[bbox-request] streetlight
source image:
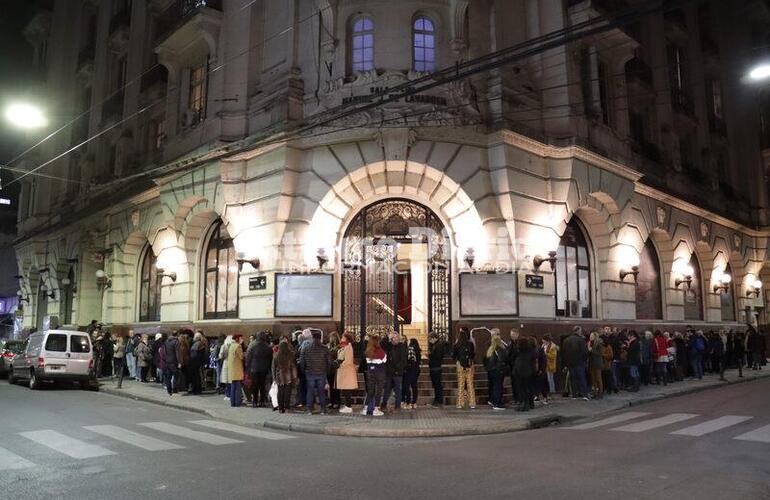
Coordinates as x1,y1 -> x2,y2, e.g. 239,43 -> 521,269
748,63 -> 770,82
3,102 -> 47,129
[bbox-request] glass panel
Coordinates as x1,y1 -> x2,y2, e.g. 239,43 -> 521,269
70,335 -> 91,353
363,47 -> 373,61
140,281 -> 149,319
45,334 -> 67,352
415,47 -> 424,62
353,35 -> 362,49
425,48 -> 434,63
414,18 -> 424,30
415,33 -> 424,47
362,17 -> 373,31
205,271 -> 216,313
363,34 -> 373,48
226,265 -> 238,313
578,269 -> 590,317
577,245 -> 588,266
556,249 -> 567,314
567,246 -> 577,301
720,289 -> 735,321
206,237 -> 217,269
425,34 -> 434,49
353,50 -> 363,63
353,19 -> 364,32
423,18 -> 433,31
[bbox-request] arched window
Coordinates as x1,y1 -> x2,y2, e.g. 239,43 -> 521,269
203,220 -> 238,319
62,267 -> 75,325
684,253 -> 703,321
413,16 -> 436,72
635,239 -> 663,319
720,263 -> 735,321
350,16 -> 374,72
555,219 -> 592,318
139,246 -> 161,322
36,279 -> 48,332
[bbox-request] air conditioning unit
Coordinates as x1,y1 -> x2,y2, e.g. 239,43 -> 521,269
566,300 -> 581,317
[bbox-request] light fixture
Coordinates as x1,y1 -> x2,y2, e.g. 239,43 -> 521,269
155,265 -> 177,283
620,265 -> 639,283
749,63 -> 770,81
316,248 -> 329,270
236,252 -> 260,272
95,269 -> 112,289
533,250 -> 558,271
62,277 -> 77,294
16,290 -> 29,304
747,278 -> 763,298
713,272 -> 731,294
4,102 -> 48,129
464,248 -> 475,269
675,264 -> 694,289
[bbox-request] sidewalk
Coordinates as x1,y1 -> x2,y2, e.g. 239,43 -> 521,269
100,369 -> 770,438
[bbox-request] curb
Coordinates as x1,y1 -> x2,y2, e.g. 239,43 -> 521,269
100,387 -> 210,416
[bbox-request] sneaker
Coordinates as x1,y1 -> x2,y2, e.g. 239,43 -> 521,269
456,405 -> 463,409
541,400 -> 549,406
360,408 -> 369,416
372,409 -> 384,417
339,406 -> 353,414
492,406 -> 505,411
470,405 -> 476,410
487,401 -> 494,407
582,396 -> 590,401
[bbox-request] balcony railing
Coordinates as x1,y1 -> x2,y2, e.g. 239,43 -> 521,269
140,65 -> 168,93
671,88 -> 695,117
625,57 -> 653,86
101,90 -> 124,122
154,0 -> 223,45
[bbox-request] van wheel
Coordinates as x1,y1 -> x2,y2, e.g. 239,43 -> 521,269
7,370 -> 16,385
29,371 -> 41,390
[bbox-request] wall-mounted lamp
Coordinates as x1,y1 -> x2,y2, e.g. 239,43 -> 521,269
16,290 -> 29,303
39,284 -> 56,300
236,252 -> 260,272
620,265 -> 639,283
533,250 -> 558,271
713,273 -> 732,294
61,277 -> 77,294
316,248 -> 329,270
155,265 -> 177,283
674,264 -> 694,289
464,248 -> 475,269
95,269 -> 112,289
747,278 -> 762,298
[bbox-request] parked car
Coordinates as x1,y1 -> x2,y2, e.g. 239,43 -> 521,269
0,339 -> 26,377
9,329 -> 98,391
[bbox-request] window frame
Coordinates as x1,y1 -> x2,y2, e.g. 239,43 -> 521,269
138,245 -> 161,322
349,15 -> 375,74
61,267 -> 75,325
635,238 -> 663,320
188,60 -> 208,123
412,15 -> 436,73
683,253 -> 704,321
202,220 -> 239,320
555,218 -> 593,318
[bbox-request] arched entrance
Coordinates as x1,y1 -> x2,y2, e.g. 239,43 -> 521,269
341,199 -> 451,349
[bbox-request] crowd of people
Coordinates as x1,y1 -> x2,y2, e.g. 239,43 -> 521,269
89,319 -> 767,416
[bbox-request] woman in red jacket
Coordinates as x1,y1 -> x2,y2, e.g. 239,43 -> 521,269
652,330 -> 668,386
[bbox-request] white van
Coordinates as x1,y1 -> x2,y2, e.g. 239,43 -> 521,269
9,329 -> 98,391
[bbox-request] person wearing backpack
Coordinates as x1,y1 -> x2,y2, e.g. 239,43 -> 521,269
452,327 -> 476,409
402,338 -> 422,409
484,335 -> 506,410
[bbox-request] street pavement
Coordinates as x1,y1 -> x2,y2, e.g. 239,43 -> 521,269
1,377 -> 769,499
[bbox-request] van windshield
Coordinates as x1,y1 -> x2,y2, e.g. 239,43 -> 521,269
45,334 -> 67,352
70,335 -> 91,353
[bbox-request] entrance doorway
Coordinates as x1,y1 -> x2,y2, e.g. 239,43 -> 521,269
341,199 -> 451,352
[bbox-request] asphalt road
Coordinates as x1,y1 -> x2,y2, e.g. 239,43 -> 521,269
1,378 -> 769,499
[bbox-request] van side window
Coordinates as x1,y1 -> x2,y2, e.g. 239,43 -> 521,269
70,335 -> 91,353
45,334 -> 67,352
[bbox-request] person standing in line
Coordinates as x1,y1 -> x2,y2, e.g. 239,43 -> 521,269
163,331 -> 181,396
626,331 -> 641,391
151,333 -> 163,383
220,335 -> 234,399
733,331 -> 746,378
403,337 -> 422,409
336,333 -> 358,413
588,331 -> 604,399
715,330 -> 727,381
380,332 -> 407,412
135,334 -> 150,383
507,328 -> 521,406
295,329 -> 313,409
227,335 -> 245,407
113,335 -> 126,389
513,337 -> 536,411
427,332 -> 447,407
453,327 -> 476,409
299,330 -> 331,415
362,335 -> 386,417
484,335 -> 506,410
327,332 -> 341,410
652,330 -> 668,386
177,332 -> 191,392
125,330 -> 136,381
601,334 -> 615,394
272,339 -> 297,414
534,337 -> 550,405
245,331 -> 273,407
691,330 -> 706,379
189,331 -> 207,394
101,331 -> 114,378
542,334 -> 559,395
561,326 -> 589,400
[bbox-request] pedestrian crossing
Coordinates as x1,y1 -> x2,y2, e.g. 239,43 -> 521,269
1,420 -> 294,471
565,412 -> 770,443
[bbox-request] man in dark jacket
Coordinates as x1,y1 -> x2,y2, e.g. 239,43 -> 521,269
245,332 -> 274,407
626,331 -> 641,391
507,329 -> 521,404
561,326 -> 589,399
380,332 -> 407,411
162,331 -> 180,396
427,332 -> 447,407
299,331 -> 330,414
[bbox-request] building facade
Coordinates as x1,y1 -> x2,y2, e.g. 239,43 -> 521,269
14,0 -> 770,346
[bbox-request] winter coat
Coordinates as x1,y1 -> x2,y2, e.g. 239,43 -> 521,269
299,339 -> 331,376
113,341 -> 126,360
561,334 -> 587,368
653,336 -> 668,360
428,340 -> 447,369
271,356 -> 298,386
484,347 -> 507,373
335,343 -> 358,390
601,344 -> 614,371
228,342 -> 245,382
163,337 -> 179,367
544,343 -> 558,373
382,338 -> 407,376
589,339 -> 604,370
513,348 -> 537,378
245,340 -> 273,374
135,342 -> 150,368
626,339 -> 641,366
639,337 -> 652,365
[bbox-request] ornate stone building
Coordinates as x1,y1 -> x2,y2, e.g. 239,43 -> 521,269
14,0 -> 770,345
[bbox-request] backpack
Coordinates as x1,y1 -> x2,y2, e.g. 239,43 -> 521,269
456,343 -> 472,368
695,337 -> 706,353
407,346 -> 418,364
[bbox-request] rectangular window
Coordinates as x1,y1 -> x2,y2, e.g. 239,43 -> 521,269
188,63 -> 207,123
668,44 -> 685,91
598,60 -> 611,126
710,79 -> 723,119
70,335 -> 91,353
45,334 -> 67,352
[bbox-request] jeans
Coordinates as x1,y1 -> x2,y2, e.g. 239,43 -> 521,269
382,375 -> 403,409
611,360 -> 621,390
305,374 -> 326,411
629,364 -> 640,389
488,369 -> 503,407
365,370 -> 385,414
654,362 -> 667,385
125,352 -> 135,379
163,367 -> 177,395
430,368 -> 443,405
229,380 -> 242,407
546,371 -> 556,394
691,353 -> 704,379
403,368 -> 419,405
568,363 -> 588,397
215,361 -> 223,389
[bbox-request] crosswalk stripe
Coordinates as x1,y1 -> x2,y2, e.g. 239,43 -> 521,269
565,412 -> 651,430
671,416 -> 754,437
137,422 -> 242,445
733,424 -> 770,444
0,446 -> 35,470
19,430 -> 115,459
610,413 -> 699,433
83,425 -> 185,451
189,420 -> 295,441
